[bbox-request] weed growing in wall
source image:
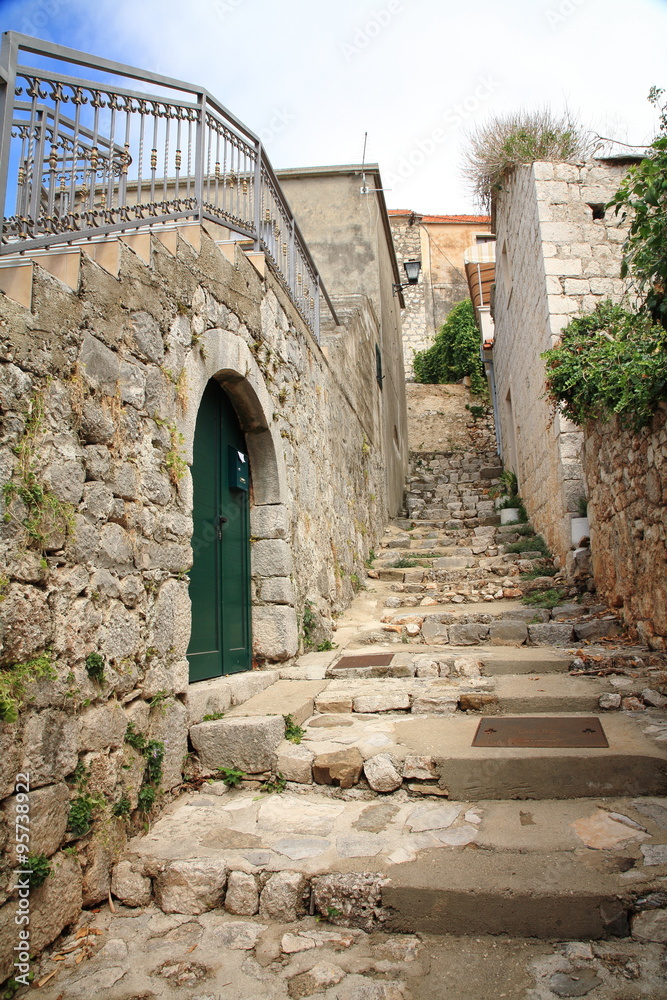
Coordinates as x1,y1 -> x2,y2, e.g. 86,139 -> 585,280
0,651 -> 56,723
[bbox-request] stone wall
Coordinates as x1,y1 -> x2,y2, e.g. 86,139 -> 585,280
492,160 -> 629,563
388,213 -> 427,378
0,223 -> 398,978
582,406 -> 667,647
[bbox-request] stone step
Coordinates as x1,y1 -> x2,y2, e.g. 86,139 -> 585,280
393,712 -> 667,799
123,788 -> 667,939
325,645 -> 575,676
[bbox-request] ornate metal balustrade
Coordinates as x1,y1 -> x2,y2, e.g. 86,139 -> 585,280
0,32 -> 334,337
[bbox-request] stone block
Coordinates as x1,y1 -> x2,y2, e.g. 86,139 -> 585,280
352,692 -> 410,713
488,620 -> 528,645
129,310 -> 164,364
632,909 -> 667,942
190,715 -> 285,773
599,693 -> 622,710
276,741 -> 314,783
259,871 -> 307,922
252,539 -> 293,577
250,504 -> 289,539
20,710 -> 80,788
363,754 -> 403,792
225,871 -> 259,915
574,619 -> 623,641
111,861 -> 153,908
79,701 -> 128,753
260,576 -> 295,605
403,755 -> 438,780
315,692 -> 354,713
149,698 -> 188,791
252,605 -> 299,661
449,624 -> 489,645
527,623 -> 575,646
78,333 -> 120,392
155,859 -> 227,914
148,579 -> 191,658
435,556 -> 475,569
312,748 -> 363,789
0,853 -> 82,982
411,693 -> 458,715
413,656 -> 440,678
311,873 -> 386,932
1,782 -> 69,858
421,619 -> 450,644
227,669 -> 279,706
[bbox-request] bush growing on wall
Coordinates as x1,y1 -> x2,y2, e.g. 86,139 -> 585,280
542,300 -> 667,431
412,299 -> 486,394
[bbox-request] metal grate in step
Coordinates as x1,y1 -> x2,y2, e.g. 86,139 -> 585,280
334,653 -> 395,669
472,716 -> 609,748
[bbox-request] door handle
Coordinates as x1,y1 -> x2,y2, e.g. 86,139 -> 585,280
216,515 -> 228,540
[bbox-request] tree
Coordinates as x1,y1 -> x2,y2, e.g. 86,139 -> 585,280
412,299 -> 486,393
608,87 -> 667,329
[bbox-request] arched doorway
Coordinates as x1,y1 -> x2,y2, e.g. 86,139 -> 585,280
187,378 -> 251,681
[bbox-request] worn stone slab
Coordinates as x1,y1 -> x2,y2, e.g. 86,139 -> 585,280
312,748 -> 364,789
527,623 -> 575,646
260,870 -> 307,921
573,619 -> 624,641
353,692 -> 411,713
449,623 -> 489,645
155,859 -> 227,914
488,620 -> 528,645
363,754 -> 403,792
190,715 -> 285,773
276,741 -> 314,784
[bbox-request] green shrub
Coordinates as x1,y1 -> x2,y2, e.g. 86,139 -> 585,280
0,652 -> 56,724
217,766 -> 245,788
284,714 -> 305,744
505,535 -> 551,557
543,301 -> 667,431
412,300 -> 486,393
522,588 -> 566,608
67,790 -> 105,837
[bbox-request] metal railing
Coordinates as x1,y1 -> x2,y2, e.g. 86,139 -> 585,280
0,32 -> 335,337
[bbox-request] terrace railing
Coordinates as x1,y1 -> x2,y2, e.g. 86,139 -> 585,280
0,32 -> 335,337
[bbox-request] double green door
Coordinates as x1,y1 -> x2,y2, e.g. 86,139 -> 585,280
188,379 -> 251,681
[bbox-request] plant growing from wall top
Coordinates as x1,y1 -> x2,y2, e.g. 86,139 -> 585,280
542,300 -> 667,431
412,299 -> 486,394
608,87 -> 667,329
463,107 -> 592,209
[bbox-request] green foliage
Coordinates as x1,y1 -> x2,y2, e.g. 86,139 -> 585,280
301,601 -> 317,649
520,566 -> 557,580
577,496 -> 588,518
466,402 -> 488,420
350,573 -> 362,593
284,714 -> 305,744
0,651 -> 56,724
217,766 -> 245,788
522,588 -> 566,609
2,392 -> 75,552
149,690 -> 169,711
112,796 -> 131,818
137,786 -> 157,813
505,534 -> 551,557
543,300 -> 667,431
364,550 -> 376,566
316,640 -> 336,652
2,972 -> 34,998
20,852 -> 51,889
608,87 -> 667,328
389,557 -> 419,568
124,721 -> 146,752
202,711 -> 226,721
412,300 -> 486,394
85,652 -> 105,684
464,107 -> 591,208
260,772 -> 287,794
68,789 -> 105,837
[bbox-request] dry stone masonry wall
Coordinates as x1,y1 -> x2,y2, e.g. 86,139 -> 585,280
582,405 -> 667,647
492,160 -> 630,563
388,215 -> 427,378
0,226 -> 395,975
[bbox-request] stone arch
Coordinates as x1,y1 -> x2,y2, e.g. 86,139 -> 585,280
181,328 -> 287,506
181,327 -> 298,666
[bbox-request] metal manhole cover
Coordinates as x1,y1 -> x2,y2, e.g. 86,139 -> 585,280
472,716 -> 609,748
334,653 -> 394,669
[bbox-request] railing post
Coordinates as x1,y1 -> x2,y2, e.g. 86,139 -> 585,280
193,91 -> 206,224
0,33 -> 19,247
253,141 -> 262,252
315,275 -> 320,343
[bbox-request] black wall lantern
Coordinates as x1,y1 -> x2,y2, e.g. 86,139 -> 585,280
393,259 -> 421,295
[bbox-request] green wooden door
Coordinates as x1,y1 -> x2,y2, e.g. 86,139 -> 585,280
188,379 -> 251,681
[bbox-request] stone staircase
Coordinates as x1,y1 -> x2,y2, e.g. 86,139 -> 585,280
31,441 -> 667,1000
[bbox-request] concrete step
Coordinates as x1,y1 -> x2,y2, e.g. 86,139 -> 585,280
393,712 -> 667,799
125,788 -> 666,939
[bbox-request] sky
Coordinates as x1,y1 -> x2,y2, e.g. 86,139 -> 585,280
1,0 -> 666,214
